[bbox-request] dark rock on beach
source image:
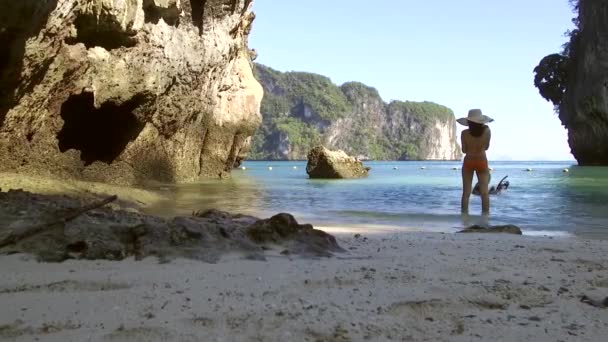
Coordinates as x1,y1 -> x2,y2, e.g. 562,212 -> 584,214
458,224 -> 523,235
247,213 -> 344,257
0,189 -> 343,262
306,146 -> 370,179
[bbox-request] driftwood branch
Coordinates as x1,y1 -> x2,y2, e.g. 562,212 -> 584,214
0,195 -> 118,248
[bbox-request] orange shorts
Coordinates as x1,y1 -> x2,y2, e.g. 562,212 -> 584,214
463,159 -> 488,172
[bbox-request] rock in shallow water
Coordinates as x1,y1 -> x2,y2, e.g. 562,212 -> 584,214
458,225 -> 523,235
306,146 -> 370,179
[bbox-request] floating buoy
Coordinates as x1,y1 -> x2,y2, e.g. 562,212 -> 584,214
525,168 -> 533,172
393,167 -> 399,170
420,166 -> 426,170
241,166 -> 246,170
268,166 -> 273,171
563,168 -> 570,173
452,167 -> 459,170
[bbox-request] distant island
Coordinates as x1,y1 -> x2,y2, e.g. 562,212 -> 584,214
248,64 -> 462,161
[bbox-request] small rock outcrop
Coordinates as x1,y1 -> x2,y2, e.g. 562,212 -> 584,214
458,225 -> 523,235
0,190 -> 343,262
0,0 -> 262,184
247,213 -> 343,257
306,146 -> 370,179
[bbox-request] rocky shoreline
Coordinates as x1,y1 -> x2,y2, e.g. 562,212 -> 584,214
0,189 -> 342,263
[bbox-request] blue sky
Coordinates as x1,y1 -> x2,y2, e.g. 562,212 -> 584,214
249,0 -> 577,161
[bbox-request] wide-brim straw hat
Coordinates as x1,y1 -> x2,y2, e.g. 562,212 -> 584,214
457,109 -> 494,126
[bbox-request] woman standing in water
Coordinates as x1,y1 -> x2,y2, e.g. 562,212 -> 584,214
457,109 -> 493,214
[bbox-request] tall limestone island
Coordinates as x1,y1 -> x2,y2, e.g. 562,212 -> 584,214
534,0 -> 608,165
0,0 -> 263,184
250,64 -> 462,161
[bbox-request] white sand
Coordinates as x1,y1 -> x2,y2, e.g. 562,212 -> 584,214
1,232 -> 607,342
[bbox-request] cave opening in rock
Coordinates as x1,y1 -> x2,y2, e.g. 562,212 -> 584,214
189,0 -> 206,32
57,93 -> 145,165
65,14 -> 137,50
0,30 -> 15,75
0,28 -> 17,128
143,0 -> 180,26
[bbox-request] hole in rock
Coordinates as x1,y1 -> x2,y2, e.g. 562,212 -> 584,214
65,14 -> 136,50
0,29 -> 16,74
0,27 -> 26,128
57,92 -> 145,166
143,0 -> 180,26
189,0 -> 206,32
66,241 -> 88,254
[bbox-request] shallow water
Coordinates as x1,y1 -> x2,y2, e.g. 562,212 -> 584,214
145,161 -> 608,239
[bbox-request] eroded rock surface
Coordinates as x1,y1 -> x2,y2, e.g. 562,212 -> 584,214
0,189 -> 343,262
0,0 -> 262,184
306,146 -> 370,179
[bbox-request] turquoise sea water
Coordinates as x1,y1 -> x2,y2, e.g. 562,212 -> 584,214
147,161 -> 608,239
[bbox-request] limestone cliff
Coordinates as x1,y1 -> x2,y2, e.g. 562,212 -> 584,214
560,0 -> 608,165
250,64 -> 461,160
0,0 -> 262,184
534,0 -> 608,165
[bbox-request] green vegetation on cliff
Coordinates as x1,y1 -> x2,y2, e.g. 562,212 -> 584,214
387,101 -> 454,125
340,81 -> 381,100
248,117 -> 322,160
254,64 -> 351,121
251,64 -> 460,161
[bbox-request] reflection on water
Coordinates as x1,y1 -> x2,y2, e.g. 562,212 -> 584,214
141,161 -> 608,240
143,173 -> 266,218
549,166 -> 608,239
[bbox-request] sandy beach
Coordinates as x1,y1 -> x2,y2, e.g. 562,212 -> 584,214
1,230 -> 607,342
1,1 -> 605,341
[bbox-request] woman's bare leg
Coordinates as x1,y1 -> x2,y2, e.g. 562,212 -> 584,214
461,167 -> 474,214
477,169 -> 491,214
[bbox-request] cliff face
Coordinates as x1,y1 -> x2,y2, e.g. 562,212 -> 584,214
0,0 -> 262,184
382,101 -> 460,160
250,64 -> 461,161
559,0 -> 608,165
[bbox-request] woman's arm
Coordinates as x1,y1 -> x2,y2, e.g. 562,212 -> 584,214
485,127 -> 491,150
461,130 -> 467,153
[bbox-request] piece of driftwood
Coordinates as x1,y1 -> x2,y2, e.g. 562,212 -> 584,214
0,195 -> 118,248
